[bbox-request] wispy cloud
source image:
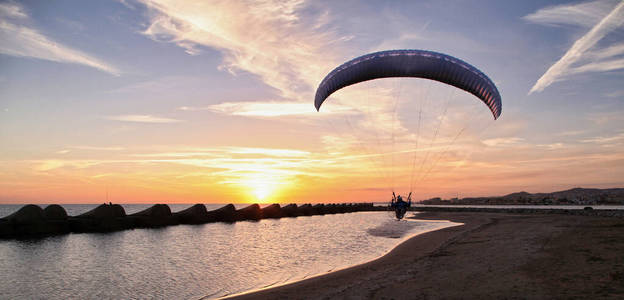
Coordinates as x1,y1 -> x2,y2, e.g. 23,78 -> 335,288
526,1 -> 624,94
104,114 -> 183,123
35,160 -> 66,171
570,57 -> 624,74
73,146 -> 125,151
537,143 -> 564,150
581,132 -> 624,144
137,0 -> 344,101
35,145 -> 362,175
0,2 -> 120,75
0,2 -> 27,19
130,152 -> 224,158
523,0 -> 620,28
34,159 -> 102,171
197,101 -> 354,117
227,147 -> 310,157
131,146 -> 310,158
61,146 -> 126,152
482,137 -> 524,147
135,0 -> 422,145
26,145 -> 351,193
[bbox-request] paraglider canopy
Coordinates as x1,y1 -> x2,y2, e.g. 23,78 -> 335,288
314,49 -> 502,119
313,49 -> 503,203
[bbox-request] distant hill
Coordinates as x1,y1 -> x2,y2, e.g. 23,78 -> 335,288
420,188 -> 624,205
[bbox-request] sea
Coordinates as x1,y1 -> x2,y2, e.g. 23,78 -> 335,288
0,204 -> 460,299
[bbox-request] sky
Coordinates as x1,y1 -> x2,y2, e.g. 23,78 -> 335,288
1,0 -> 623,204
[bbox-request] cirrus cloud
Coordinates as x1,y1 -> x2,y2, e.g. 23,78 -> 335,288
104,114 -> 183,123
0,2 -> 120,75
137,0 -> 344,101
186,101 -> 354,117
526,0 -> 624,94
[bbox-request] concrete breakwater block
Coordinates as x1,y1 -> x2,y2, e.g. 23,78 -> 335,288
281,204 -> 298,217
78,203 -> 126,218
42,204 -> 70,234
207,204 -> 237,222
129,204 -> 175,227
1,202 -> 382,238
173,204 -> 209,224
336,204 -> 347,213
5,204 -> 46,223
312,204 -> 326,215
236,204 -> 262,221
44,204 -> 68,220
70,204 -> 132,232
356,203 -> 375,210
325,204 -> 339,214
261,204 -> 282,219
1,205 -> 49,236
132,204 -> 172,218
298,204 -> 313,216
0,204 -> 71,237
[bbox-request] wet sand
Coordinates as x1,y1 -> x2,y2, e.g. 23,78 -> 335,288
224,212 -> 624,299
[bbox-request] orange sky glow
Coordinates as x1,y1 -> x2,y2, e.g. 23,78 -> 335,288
1,0 -> 623,204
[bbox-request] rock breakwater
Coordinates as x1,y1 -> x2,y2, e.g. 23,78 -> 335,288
0,203 -> 384,238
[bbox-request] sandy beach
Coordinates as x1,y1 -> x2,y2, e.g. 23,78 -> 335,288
224,211 -> 624,299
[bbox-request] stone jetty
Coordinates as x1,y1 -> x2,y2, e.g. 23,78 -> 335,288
0,202 -> 383,238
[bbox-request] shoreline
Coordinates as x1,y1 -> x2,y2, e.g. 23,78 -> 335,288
222,211 -> 624,299
216,217 -> 464,299
219,212 -> 491,300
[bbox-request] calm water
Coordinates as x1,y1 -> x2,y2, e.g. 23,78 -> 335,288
0,208 -> 459,299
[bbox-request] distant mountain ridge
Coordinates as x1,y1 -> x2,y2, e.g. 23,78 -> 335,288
420,188 -> 624,205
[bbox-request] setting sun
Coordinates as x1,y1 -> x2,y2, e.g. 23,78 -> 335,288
240,175 -> 283,202
253,186 -> 271,201
1,0 -> 623,208
2,1 -> 624,299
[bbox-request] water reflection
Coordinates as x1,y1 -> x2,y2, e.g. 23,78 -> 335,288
0,212 -> 457,299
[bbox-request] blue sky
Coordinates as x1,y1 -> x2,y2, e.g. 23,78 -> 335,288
1,0 -> 623,203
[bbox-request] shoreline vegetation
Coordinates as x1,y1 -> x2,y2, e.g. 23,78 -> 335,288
224,211 -> 624,299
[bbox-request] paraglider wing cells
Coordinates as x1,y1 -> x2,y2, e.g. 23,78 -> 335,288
314,50 -> 502,119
